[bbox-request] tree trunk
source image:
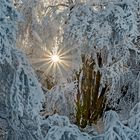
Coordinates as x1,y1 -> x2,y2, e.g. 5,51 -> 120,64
76,54 -> 108,128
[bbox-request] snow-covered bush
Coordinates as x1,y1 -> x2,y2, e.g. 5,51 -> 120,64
45,125 -> 91,140
128,102 -> 140,137
41,114 -> 92,140
42,83 -> 76,122
41,110 -> 140,140
44,114 -> 70,127
103,110 -> 139,140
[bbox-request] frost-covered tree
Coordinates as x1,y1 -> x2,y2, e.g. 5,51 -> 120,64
1,0 -> 140,139
63,0 -> 140,127
14,0 -> 140,129
0,0 -> 44,139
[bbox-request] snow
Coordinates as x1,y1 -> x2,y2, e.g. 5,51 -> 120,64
128,102 -> 140,138
0,0 -> 140,140
40,110 -> 140,140
40,114 -> 92,140
42,83 -> 76,122
104,110 -> 139,140
45,125 -> 91,140
0,0 -> 44,139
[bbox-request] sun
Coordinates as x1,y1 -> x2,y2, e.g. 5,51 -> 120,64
30,45 -> 77,82
51,54 -> 60,63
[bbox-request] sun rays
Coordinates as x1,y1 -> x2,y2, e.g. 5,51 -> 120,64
30,45 -> 76,80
